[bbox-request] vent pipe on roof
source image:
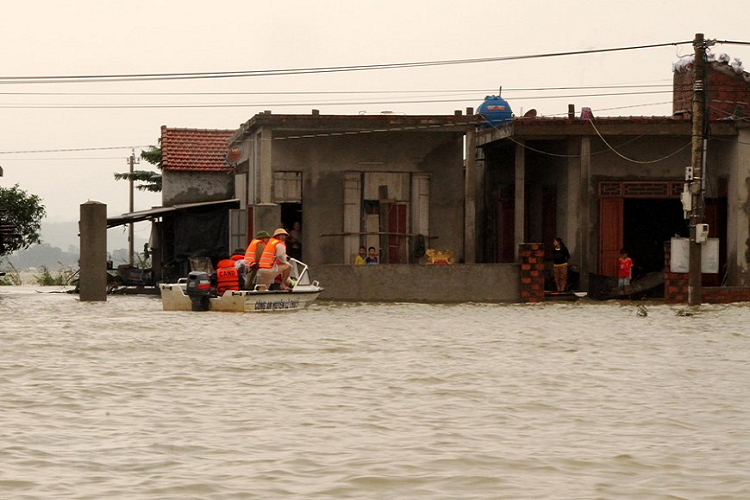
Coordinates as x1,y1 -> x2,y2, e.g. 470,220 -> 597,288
568,104 -> 575,119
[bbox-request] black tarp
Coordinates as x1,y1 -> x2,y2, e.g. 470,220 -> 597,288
172,208 -> 229,261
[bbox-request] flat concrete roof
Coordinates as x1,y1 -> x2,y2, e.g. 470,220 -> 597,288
231,113 -> 478,143
476,116 -> 740,146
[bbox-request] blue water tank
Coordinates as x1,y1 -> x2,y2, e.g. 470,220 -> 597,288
477,95 -> 513,128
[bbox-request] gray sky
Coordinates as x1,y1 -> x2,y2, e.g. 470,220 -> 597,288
1,0 -> 748,234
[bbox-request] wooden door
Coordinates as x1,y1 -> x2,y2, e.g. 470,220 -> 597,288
599,198 -> 623,276
381,202 -> 407,263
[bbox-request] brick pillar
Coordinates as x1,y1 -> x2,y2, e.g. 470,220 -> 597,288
519,243 -> 545,303
664,241 -> 689,304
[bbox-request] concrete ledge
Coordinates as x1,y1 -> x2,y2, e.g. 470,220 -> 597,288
311,264 -> 520,303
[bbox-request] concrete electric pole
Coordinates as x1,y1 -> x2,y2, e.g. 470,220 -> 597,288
688,33 -> 708,306
127,150 -> 139,265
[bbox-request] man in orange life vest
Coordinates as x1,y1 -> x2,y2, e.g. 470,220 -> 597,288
243,230 -> 271,288
256,228 -> 292,290
215,255 -> 241,296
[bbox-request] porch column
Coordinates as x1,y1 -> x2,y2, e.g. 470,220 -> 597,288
258,128 -> 273,204
514,141 -> 525,262
728,128 -> 750,285
579,136 -> 591,287
464,129 -> 477,263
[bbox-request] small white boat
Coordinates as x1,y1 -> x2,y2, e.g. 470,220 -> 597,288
159,259 -> 323,312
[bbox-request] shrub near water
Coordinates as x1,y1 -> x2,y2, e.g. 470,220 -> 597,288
33,265 -> 78,286
0,259 -> 23,285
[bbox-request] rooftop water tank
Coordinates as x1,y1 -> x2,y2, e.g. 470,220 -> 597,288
477,95 -> 513,128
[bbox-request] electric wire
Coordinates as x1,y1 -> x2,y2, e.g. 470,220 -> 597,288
0,41 -> 692,84
588,120 -> 692,163
0,84 -> 674,96
0,146 -> 149,155
0,90 -> 677,110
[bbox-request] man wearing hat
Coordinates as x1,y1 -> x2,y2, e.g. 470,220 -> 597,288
256,227 -> 292,290
243,230 -> 271,288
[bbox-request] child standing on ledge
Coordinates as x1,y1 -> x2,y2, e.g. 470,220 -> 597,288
617,248 -> 633,295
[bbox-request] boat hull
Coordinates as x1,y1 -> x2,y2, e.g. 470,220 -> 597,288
159,284 -> 321,312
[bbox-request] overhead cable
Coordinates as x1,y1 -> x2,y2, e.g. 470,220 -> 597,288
0,41 -> 691,84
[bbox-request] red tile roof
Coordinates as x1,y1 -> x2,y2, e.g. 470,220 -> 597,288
161,126 -> 235,171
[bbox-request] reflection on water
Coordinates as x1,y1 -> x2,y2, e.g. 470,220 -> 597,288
2,287 -> 749,499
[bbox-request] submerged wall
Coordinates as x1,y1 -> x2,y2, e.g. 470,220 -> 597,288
311,264 -> 520,303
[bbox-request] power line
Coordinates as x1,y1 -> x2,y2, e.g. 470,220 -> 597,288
0,84 -> 674,96
716,40 -> 750,46
0,146 -> 150,155
0,41 -> 691,84
0,90 -> 676,110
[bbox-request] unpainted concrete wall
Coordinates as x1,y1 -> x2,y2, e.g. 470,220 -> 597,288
311,263 -> 520,303
270,132 -> 466,267
162,170 -> 234,206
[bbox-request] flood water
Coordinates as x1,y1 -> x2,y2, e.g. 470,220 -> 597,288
1,287 -> 749,499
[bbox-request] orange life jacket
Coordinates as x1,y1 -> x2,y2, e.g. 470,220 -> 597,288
216,258 -> 240,295
259,238 -> 284,269
244,239 -> 264,266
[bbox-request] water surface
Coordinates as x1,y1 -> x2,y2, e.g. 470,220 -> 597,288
2,287 -> 749,499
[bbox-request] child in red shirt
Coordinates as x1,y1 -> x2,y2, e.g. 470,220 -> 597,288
617,248 -> 633,294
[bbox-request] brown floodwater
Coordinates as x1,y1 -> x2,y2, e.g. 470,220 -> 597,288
1,287 -> 749,499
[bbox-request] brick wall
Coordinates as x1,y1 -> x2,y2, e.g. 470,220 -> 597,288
664,241 -> 750,304
673,60 -> 750,120
519,243 -> 545,303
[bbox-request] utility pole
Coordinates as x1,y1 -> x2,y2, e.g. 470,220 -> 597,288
688,33 -> 707,306
127,150 -> 139,265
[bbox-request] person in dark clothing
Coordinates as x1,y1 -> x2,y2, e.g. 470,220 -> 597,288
551,237 -> 571,291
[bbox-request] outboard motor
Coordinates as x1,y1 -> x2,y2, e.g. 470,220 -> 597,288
185,271 -> 211,311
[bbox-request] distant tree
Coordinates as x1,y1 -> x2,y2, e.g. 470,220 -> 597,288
0,184 -> 46,256
114,142 -> 162,192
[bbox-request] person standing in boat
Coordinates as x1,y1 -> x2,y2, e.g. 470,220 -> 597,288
244,230 -> 271,288
256,228 -> 293,290
551,237 -> 570,292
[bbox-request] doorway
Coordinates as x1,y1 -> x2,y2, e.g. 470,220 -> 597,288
280,202 -> 302,260
623,198 -> 688,277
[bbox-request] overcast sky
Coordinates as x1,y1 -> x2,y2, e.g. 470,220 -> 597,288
1,0 -> 748,235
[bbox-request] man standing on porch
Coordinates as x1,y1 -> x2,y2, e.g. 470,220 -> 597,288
552,237 -> 571,292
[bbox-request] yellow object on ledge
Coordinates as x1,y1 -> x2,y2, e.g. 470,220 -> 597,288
425,249 -> 454,265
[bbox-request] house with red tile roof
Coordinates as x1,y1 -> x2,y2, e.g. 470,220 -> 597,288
160,126 -> 236,206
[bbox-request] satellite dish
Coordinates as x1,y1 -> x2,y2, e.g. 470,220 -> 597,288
523,109 -> 537,118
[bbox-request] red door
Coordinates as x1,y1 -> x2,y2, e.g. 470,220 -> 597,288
380,202 -> 407,263
599,198 -> 623,276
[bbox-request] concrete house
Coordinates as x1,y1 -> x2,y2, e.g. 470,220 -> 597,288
225,112 -> 476,267
474,56 -> 750,294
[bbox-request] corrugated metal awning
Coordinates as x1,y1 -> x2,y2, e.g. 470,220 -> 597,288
107,199 -> 240,228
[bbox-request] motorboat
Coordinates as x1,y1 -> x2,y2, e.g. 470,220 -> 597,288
159,258 -> 323,312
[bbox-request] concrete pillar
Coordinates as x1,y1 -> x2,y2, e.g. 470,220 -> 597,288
726,128 -> 750,286
258,128 -> 273,204
253,203 -> 282,235
464,129 -> 477,263
579,137 -> 591,288
79,201 -> 107,301
514,141 -> 525,262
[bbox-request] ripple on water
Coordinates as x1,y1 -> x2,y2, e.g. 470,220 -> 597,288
2,289 -> 750,498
